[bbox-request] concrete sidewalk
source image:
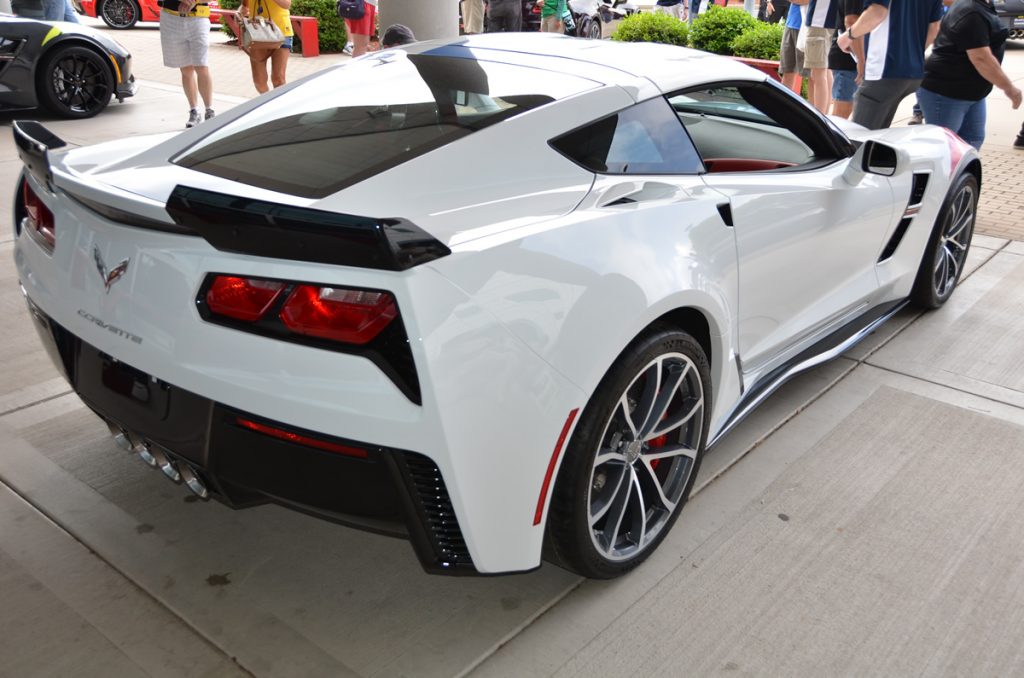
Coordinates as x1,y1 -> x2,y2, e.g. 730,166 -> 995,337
1,26 -> 1024,678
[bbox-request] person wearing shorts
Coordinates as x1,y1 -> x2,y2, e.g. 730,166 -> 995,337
159,0 -> 215,128
242,0 -> 293,94
462,0 -> 484,33
780,4 -> 809,95
795,0 -> 840,113
828,0 -> 861,118
344,0 -> 377,57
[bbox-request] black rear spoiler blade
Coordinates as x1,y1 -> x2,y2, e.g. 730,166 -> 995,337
165,186 -> 451,271
13,121 -> 67,190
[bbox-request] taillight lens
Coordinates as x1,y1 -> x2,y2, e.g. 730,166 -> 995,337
205,276 -> 285,322
22,179 -> 56,254
280,285 -> 397,345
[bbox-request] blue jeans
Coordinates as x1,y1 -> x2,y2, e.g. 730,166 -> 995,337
916,87 -> 987,150
42,0 -> 80,21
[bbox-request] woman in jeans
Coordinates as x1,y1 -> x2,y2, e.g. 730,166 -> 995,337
918,0 -> 1021,150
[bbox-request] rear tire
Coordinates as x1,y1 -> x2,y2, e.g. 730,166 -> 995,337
910,172 -> 978,309
546,326 -> 711,579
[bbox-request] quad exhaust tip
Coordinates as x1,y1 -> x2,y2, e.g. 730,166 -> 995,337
112,425 -> 209,500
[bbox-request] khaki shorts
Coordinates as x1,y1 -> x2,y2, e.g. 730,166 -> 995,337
803,26 -> 833,70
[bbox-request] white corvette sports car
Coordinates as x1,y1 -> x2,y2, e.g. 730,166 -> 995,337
13,34 -> 979,578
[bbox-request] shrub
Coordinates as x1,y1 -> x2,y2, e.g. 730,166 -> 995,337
611,12 -> 689,47
688,5 -> 758,55
730,21 -> 784,60
290,0 -> 348,53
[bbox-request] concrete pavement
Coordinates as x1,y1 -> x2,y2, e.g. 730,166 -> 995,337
2,23 -> 1024,678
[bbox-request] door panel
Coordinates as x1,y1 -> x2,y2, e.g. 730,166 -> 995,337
702,164 -> 896,374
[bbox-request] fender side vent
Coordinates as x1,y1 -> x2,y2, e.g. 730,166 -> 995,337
878,216 -> 913,262
909,172 -> 930,208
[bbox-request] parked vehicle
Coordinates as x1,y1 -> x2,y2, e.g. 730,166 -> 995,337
14,35 -> 980,578
570,0 -> 637,39
75,0 -> 219,29
994,0 -> 1024,39
0,14 -> 135,117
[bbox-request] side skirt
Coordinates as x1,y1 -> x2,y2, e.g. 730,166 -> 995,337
707,298 -> 907,449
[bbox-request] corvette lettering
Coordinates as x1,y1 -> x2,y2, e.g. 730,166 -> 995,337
77,309 -> 143,344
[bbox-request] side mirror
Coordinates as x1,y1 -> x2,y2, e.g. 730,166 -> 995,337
862,140 -> 898,176
843,140 -> 907,185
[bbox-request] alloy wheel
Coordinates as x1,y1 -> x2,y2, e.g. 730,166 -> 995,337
587,352 -> 704,562
101,0 -> 139,28
49,52 -> 111,117
933,181 -> 975,299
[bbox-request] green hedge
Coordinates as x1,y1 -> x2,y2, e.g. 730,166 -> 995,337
218,0 -> 347,53
611,12 -> 689,47
730,21 -> 784,60
688,5 -> 758,55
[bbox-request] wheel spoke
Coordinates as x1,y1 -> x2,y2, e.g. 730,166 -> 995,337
590,462 -> 629,527
638,459 -> 677,515
629,362 -> 660,439
598,466 -> 634,554
617,394 -> 639,440
643,443 -> 698,463
627,469 -> 647,550
638,361 -> 686,439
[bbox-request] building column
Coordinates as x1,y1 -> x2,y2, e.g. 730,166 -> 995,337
379,0 -> 460,42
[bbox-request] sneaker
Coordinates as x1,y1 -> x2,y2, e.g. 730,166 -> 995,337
342,42 -> 354,55
205,108 -> 216,121
908,111 -> 924,126
186,109 -> 201,129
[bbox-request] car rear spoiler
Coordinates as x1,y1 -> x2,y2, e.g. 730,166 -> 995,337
12,121 -> 67,191
166,185 -> 451,271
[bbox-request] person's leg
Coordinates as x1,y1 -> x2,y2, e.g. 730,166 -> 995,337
1015,121 -> 1024,149
831,69 -> 855,119
270,44 -> 290,89
195,66 -> 213,108
62,0 -> 80,22
803,28 -> 833,114
180,66 -> 198,109
41,0 -> 62,20
351,33 -> 370,55
954,97 -> 986,151
248,49 -> 271,94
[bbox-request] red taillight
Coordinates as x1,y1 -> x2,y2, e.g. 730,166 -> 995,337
22,179 -> 55,253
235,417 -> 369,458
280,285 -> 397,345
206,276 -> 285,322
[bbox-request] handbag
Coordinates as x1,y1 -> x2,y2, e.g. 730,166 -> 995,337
337,0 -> 366,20
242,1 -> 285,51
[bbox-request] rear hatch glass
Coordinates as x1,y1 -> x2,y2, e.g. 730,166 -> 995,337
173,52 -> 601,199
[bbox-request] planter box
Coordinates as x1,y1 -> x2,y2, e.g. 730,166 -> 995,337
732,56 -> 782,82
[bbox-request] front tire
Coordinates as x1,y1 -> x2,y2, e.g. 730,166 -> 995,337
547,326 -> 711,579
910,172 -> 978,309
37,46 -> 114,118
99,0 -> 141,28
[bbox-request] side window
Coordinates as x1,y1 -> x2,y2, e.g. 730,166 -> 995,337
668,83 -> 831,173
551,97 -> 703,175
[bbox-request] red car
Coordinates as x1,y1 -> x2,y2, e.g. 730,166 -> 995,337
77,0 -> 220,29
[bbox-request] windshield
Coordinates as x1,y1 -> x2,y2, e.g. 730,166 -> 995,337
174,51 -> 600,199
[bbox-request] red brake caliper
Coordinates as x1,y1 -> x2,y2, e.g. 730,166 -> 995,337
648,433 -> 667,470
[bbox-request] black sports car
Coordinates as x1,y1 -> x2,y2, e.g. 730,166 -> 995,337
994,0 -> 1024,39
0,15 -> 136,118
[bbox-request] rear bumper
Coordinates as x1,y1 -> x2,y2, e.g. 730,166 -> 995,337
25,297 -> 478,575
